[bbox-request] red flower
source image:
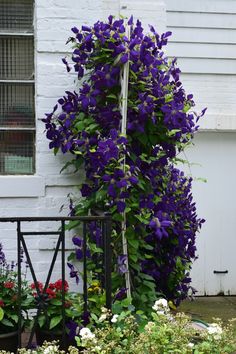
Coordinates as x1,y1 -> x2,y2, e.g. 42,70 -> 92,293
31,281 -> 43,291
0,299 -> 4,307
4,281 -> 15,289
46,288 -> 56,299
54,279 -> 69,292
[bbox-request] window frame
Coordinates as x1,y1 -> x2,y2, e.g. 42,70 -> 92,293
0,0 -> 36,175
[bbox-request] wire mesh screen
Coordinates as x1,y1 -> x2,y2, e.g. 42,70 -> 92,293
0,130 -> 34,174
0,37 -> 34,80
0,0 -> 34,33
0,83 -> 34,127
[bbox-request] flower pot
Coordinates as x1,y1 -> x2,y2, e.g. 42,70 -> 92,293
36,328 -> 75,350
0,330 -> 18,353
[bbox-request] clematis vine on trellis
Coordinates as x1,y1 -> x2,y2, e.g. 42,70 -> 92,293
43,15 -> 206,312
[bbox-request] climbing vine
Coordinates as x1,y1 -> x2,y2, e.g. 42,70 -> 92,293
43,15 -> 206,311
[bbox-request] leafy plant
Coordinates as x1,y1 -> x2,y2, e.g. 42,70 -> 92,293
43,15 -> 206,313
31,279 -> 83,337
75,299 -> 236,354
0,243 -> 33,333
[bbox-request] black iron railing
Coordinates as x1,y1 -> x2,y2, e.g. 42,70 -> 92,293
0,215 -> 112,349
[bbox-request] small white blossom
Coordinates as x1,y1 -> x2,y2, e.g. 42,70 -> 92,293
98,313 -> 107,322
111,314 -> 119,323
156,310 -> 165,316
144,321 -> 155,332
43,346 -> 58,354
152,298 -> 169,311
80,327 -> 96,340
207,323 -> 223,340
101,306 -> 108,313
94,346 -> 102,351
188,342 -> 194,348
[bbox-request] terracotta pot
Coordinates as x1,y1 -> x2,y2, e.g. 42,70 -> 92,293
0,330 -> 18,353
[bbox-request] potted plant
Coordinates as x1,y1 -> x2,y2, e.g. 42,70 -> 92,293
31,279 -> 83,348
0,243 -> 33,352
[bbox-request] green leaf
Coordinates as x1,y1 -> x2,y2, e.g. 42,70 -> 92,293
149,134 -> 157,145
49,315 -> 62,330
1,318 -> 14,327
60,160 -> 73,173
195,177 -> 207,183
78,112 -> 85,120
38,315 -> 46,328
88,123 -> 99,131
53,147 -> 59,156
0,307 -> 4,321
90,313 -> 98,322
129,254 -> 138,263
168,129 -> 181,137
137,134 -> 148,145
50,299 -> 62,306
8,314 -> 18,323
75,121 -> 85,131
107,94 -> 117,99
130,263 -> 140,271
128,238 -> 139,249
130,70 -> 137,80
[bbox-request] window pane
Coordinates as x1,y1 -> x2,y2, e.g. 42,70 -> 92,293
0,0 -> 33,33
0,130 -> 34,174
0,37 -> 34,80
0,83 -> 34,127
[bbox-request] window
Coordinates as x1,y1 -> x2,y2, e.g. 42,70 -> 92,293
0,0 -> 35,175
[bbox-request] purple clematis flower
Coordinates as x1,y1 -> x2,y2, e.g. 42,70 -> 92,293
149,212 -> 172,240
67,262 -> 79,284
117,254 -> 128,274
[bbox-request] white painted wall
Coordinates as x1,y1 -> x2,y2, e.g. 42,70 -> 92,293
166,0 -> 236,294
0,0 -> 166,288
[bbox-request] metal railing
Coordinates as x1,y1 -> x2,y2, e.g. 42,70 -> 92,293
0,215 -> 112,349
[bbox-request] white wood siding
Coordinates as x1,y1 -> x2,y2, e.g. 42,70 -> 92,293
166,0 -> 236,131
166,0 -> 236,75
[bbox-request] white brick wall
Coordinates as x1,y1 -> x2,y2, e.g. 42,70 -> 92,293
0,0 -> 166,288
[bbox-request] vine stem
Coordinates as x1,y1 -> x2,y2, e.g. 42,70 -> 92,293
120,23 -> 131,298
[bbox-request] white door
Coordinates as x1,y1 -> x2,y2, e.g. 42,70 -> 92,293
183,132 -> 236,295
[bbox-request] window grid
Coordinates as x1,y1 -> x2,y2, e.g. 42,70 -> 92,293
0,0 -> 35,175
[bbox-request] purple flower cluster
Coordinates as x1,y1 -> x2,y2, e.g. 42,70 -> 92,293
140,166 -> 204,303
43,16 -> 206,308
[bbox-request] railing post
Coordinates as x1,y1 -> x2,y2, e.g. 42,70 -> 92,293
61,220 -> 66,349
83,222 -> 88,315
17,221 -> 22,348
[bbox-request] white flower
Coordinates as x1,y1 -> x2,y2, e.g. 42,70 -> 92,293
94,346 -> 102,351
80,327 -> 96,340
43,346 -> 58,354
188,342 -> 194,348
156,310 -> 165,316
152,298 -> 169,311
207,323 -> 222,340
144,321 -> 155,332
111,314 -> 119,323
98,313 -> 107,322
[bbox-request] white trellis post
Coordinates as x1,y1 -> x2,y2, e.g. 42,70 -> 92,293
120,24 -> 131,298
